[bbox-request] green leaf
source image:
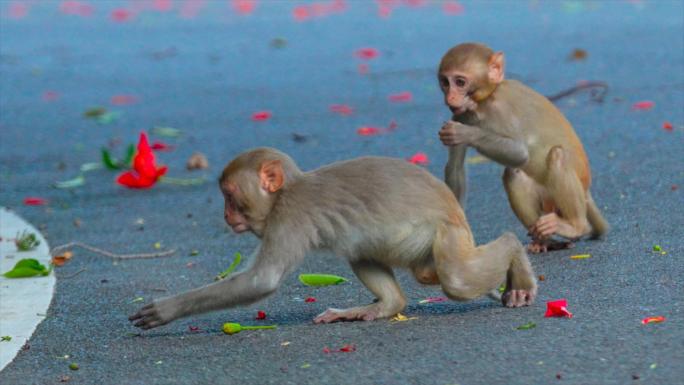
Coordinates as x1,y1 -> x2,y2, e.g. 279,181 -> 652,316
2,258 -> 51,278
123,144 -> 135,168
215,253 -> 242,281
83,107 -> 107,118
1,336 -> 11,342
15,231 -> 40,251
102,148 -> 120,170
298,273 -> 348,286
54,175 -> 85,189
516,322 -> 537,330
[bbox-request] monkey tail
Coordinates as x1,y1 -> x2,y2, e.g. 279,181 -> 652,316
586,191 -> 609,239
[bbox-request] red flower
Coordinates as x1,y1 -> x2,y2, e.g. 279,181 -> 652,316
116,132 -> 167,189
111,8 -> 134,22
305,297 -> 316,303
545,299 -> 573,318
663,121 -> 673,131
256,310 -> 267,320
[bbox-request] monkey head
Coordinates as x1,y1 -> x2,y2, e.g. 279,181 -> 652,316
219,148 -> 302,237
438,42 -> 505,115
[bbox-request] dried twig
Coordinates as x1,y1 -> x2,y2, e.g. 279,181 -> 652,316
546,81 -> 608,103
62,268 -> 86,279
50,242 -> 175,260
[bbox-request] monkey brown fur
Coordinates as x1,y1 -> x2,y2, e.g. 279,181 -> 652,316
437,42 -> 609,253
130,147 -> 537,329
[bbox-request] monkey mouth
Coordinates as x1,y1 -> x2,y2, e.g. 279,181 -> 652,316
450,105 -> 469,115
230,223 -> 250,233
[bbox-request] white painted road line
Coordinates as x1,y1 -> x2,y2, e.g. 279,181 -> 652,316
0,207 -> 55,372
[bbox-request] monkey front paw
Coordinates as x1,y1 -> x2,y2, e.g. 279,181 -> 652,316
502,288 -> 536,308
527,240 -> 575,254
313,307 -> 381,324
129,299 -> 177,330
530,213 -> 559,240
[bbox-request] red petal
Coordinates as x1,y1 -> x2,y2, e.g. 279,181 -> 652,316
641,316 -> 665,324
151,141 -> 174,151
116,171 -> 156,189
663,121 -> 673,131
152,0 -> 173,12
323,347 -> 331,353
8,2 -> 28,19
23,197 -> 47,206
110,94 -> 138,106
304,297 -> 316,303
408,152 -> 429,165
232,0 -> 255,15
252,111 -> 272,121
443,1 -> 464,15
188,325 -> 200,332
357,127 -> 381,136
631,101 -> 654,111
256,311 -> 267,320
544,299 -> 573,318
292,5 -> 310,21
111,8 -> 133,22
329,104 -> 354,115
339,344 -> 356,352
355,48 -> 379,60
388,91 -> 412,102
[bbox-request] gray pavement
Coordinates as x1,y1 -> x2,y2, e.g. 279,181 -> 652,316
0,1 -> 683,384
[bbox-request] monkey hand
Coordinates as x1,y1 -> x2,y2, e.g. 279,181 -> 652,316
129,297 -> 180,330
439,121 -> 481,146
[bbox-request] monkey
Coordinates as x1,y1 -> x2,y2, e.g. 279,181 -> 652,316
129,147 -> 537,329
437,42 -> 609,253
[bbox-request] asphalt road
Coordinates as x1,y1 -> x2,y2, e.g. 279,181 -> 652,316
1,1 -> 683,384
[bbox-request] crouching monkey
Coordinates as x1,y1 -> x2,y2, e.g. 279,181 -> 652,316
437,42 -> 609,253
130,148 -> 536,329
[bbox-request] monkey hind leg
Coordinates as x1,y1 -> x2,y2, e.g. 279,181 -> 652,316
314,260 -> 406,324
432,225 -> 536,307
536,146 -> 590,240
586,190 -> 609,239
502,167 -> 544,228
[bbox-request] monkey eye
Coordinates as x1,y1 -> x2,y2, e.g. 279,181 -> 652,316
438,76 -> 448,89
455,78 -> 467,88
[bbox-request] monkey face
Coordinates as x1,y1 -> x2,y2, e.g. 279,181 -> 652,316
222,182 -> 252,234
438,70 -> 476,115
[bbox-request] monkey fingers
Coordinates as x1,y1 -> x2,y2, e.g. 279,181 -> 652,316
129,303 -> 169,330
531,213 -> 560,239
501,289 -> 535,308
313,305 -> 386,324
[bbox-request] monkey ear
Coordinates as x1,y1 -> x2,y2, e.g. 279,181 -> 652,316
259,160 -> 285,193
488,52 -> 505,84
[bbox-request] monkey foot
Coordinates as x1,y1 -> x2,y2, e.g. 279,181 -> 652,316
313,307 -> 380,324
502,289 -> 536,307
527,240 -> 575,254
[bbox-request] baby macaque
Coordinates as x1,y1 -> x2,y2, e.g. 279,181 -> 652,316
130,148 -> 537,329
437,42 -> 608,253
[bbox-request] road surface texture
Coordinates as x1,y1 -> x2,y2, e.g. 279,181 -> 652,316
0,1 -> 682,384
